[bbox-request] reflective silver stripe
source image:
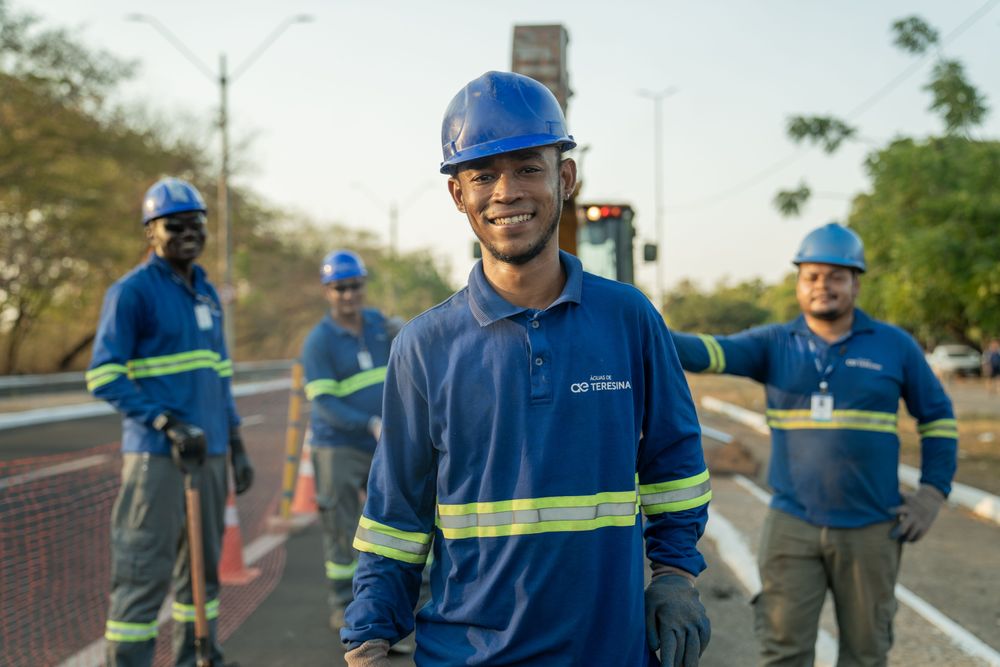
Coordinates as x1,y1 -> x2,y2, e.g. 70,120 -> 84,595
355,525 -> 431,556
436,500 -> 637,530
640,480 -> 713,507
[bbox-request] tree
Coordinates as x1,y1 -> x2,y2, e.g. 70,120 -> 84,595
770,14 -> 997,347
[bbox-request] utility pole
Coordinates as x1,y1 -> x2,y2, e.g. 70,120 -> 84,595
126,13 -> 313,352
638,87 -> 677,312
351,182 -> 433,316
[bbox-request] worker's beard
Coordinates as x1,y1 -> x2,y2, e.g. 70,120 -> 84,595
478,192 -> 562,267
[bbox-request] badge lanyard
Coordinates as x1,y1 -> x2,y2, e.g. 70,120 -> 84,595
807,338 -> 836,421
356,321 -> 373,370
167,271 -> 220,332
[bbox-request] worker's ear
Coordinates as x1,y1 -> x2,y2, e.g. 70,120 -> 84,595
447,176 -> 466,214
558,157 -> 577,201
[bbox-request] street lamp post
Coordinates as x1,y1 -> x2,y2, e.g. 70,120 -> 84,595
638,87 -> 677,312
126,13 -> 313,352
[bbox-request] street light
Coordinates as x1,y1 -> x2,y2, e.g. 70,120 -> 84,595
126,13 -> 313,352
350,181 -> 435,314
638,86 -> 677,312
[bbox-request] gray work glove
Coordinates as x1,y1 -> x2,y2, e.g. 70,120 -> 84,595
229,429 -> 255,495
155,412 -> 206,469
891,484 -> 945,542
344,639 -> 390,667
645,574 -> 711,667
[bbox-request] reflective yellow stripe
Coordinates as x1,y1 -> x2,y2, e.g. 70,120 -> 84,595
354,516 -> 432,565
129,350 -> 221,379
766,409 -> 898,433
919,418 -> 958,439
105,619 -> 158,642
305,367 -> 387,399
171,598 -> 220,622
697,335 -> 726,373
326,559 -> 358,580
215,359 -> 234,378
86,363 -> 129,391
639,469 -> 712,515
436,490 -> 640,539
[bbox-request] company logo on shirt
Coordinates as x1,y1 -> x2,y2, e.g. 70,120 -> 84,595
845,358 -> 883,371
570,374 -> 632,394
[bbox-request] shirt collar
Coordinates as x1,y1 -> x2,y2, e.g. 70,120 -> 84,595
324,309 -> 375,337
789,308 -> 876,339
467,250 -> 583,327
147,253 -> 206,291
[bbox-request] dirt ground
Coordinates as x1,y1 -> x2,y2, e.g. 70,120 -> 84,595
686,374 -> 1000,496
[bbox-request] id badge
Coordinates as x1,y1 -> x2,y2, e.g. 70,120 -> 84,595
194,304 -> 213,331
357,350 -> 373,370
810,393 -> 834,422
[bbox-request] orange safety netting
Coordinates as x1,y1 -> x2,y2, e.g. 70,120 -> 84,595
0,398 -> 286,667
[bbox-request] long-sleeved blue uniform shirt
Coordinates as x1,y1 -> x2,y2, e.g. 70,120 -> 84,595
343,252 -> 711,667
673,310 -> 957,528
86,254 -> 239,456
302,309 -> 390,452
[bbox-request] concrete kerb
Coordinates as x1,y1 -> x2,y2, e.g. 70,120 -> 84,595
699,396 -> 1000,527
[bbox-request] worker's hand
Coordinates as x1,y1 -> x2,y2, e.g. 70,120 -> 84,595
368,415 -> 383,442
645,574 -> 711,667
229,429 -> 255,495
155,412 -> 206,468
344,639 -> 390,667
891,484 -> 945,542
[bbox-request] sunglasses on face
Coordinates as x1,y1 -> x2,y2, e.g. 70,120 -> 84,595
162,214 -> 207,234
329,281 -> 365,293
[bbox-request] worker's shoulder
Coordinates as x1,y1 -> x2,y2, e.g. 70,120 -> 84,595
392,287 -> 471,346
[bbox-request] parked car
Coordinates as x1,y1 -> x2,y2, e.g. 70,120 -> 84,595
925,344 -> 982,377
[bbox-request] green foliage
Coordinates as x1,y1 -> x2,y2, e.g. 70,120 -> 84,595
925,60 -> 990,136
663,278 -> 771,334
774,182 -> 812,218
851,136 -> 1000,346
891,16 -> 939,55
0,0 -> 455,372
786,116 -> 857,154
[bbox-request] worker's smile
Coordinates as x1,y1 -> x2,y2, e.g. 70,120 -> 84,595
488,212 -> 535,227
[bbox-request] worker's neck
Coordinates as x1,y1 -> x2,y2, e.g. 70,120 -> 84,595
331,310 -> 363,334
804,310 -> 854,343
482,246 -> 565,310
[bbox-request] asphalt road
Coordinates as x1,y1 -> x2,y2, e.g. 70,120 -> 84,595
2,389 -> 998,666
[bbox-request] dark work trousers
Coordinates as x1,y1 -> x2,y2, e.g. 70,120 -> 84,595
104,453 -> 227,667
313,445 -> 373,611
753,508 -> 902,667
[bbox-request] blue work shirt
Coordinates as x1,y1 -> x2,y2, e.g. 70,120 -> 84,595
87,254 -> 239,456
673,310 -> 957,528
301,309 -> 390,453
344,252 -> 710,667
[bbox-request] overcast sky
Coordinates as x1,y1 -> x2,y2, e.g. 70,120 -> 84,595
28,0 -> 1000,292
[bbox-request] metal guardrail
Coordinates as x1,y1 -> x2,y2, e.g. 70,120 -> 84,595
0,360 -> 294,397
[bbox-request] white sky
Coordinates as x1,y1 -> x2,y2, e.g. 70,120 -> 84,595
28,0 -> 1000,293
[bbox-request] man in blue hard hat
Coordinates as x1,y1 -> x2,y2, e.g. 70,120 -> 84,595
341,71 -> 712,667
671,222 -> 958,666
300,250 -> 395,633
88,177 -> 254,666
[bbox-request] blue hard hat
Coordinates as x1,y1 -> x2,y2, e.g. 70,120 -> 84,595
142,178 -> 207,225
320,250 -> 368,284
440,71 -> 576,175
793,222 -> 866,273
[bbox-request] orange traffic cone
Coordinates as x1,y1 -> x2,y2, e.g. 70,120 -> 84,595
219,492 -> 261,585
290,441 -> 318,515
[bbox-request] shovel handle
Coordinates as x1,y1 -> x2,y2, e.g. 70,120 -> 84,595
185,475 -> 212,665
